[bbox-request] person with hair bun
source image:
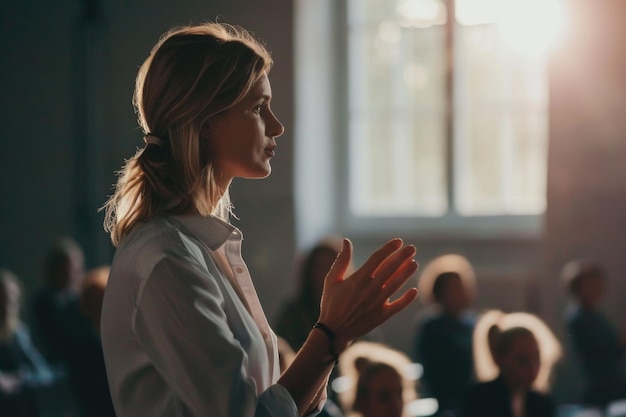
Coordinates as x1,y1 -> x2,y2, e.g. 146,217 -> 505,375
336,341 -> 417,417
463,310 -> 561,417
100,22 -> 419,417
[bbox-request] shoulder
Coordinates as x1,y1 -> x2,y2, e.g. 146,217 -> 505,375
114,217 -> 207,275
419,312 -> 445,329
106,217 -> 217,315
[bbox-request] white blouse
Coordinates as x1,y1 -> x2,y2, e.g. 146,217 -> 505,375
100,214 -> 298,417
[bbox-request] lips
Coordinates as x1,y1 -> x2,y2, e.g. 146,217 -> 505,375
265,146 -> 276,157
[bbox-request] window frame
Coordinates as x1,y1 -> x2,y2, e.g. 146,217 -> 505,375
334,0 -> 547,240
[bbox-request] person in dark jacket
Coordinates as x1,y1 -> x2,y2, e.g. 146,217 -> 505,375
561,260 -> 626,408
464,314 -> 560,417
414,254 -> 477,416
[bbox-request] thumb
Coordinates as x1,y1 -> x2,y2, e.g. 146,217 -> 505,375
327,238 -> 353,283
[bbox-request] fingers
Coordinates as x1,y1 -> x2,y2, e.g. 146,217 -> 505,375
371,244 -> 416,284
327,238 -> 353,283
380,258 -> 419,298
359,239 -> 404,277
384,287 -> 419,318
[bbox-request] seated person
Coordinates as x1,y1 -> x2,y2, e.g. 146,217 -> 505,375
275,235 -> 353,351
336,341 -> 418,417
464,310 -> 562,417
75,266 -> 116,417
561,260 -> 626,408
0,269 -> 57,417
413,254 -> 477,415
32,236 -> 87,365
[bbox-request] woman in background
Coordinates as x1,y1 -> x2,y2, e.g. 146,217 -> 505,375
464,310 -> 562,417
336,341 -> 418,417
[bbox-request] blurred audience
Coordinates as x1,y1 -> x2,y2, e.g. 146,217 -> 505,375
413,254 -> 477,415
0,269 -> 56,417
464,310 -> 562,417
74,265 -> 115,417
31,236 -> 110,417
561,260 -> 626,409
275,235 -> 354,352
336,341 -> 418,417
32,236 -> 87,366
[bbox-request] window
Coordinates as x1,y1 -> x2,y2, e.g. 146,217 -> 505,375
344,0 -> 566,233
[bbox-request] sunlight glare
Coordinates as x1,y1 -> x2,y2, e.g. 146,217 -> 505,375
499,0 -> 567,59
456,0 -> 567,59
396,0 -> 447,28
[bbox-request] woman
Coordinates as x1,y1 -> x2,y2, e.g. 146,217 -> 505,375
336,341 -> 418,417
100,22 -> 418,417
464,310 -> 562,417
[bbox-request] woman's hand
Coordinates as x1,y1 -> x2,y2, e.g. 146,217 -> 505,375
317,238 -> 419,354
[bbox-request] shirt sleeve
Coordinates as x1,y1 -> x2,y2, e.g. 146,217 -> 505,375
133,252 -> 298,417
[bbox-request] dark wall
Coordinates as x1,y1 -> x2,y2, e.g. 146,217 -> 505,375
0,0 -> 295,322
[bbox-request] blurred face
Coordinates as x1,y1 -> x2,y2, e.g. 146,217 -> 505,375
53,249 -> 84,291
359,368 -> 404,417
498,333 -> 540,391
440,275 -> 470,316
577,275 -> 605,308
207,74 -> 284,186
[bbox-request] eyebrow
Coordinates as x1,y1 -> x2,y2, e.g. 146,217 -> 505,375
254,94 -> 271,101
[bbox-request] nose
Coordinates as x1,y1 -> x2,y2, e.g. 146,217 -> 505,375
267,109 -> 285,139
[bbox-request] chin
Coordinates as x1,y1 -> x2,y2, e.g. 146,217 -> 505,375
243,168 -> 271,179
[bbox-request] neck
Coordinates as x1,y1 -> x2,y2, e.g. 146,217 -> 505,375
443,308 -> 463,319
501,374 -> 529,396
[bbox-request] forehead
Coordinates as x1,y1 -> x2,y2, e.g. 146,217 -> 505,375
248,73 -> 271,98
509,333 -> 539,353
368,368 -> 402,387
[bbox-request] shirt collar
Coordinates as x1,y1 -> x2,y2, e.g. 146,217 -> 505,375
169,214 -> 240,250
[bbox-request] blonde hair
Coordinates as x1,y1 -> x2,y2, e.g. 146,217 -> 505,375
103,23 -> 273,246
473,310 -> 562,392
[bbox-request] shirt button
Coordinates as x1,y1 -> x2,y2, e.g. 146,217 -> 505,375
235,267 -> 244,274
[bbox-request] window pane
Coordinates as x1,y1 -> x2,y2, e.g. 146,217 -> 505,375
346,0 -> 550,221
348,0 -> 447,216
454,22 -> 548,216
349,115 -> 447,216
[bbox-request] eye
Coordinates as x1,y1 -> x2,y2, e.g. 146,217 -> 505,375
253,104 -> 263,114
